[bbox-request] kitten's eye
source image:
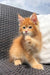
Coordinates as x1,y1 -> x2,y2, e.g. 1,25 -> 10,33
23,26 -> 25,29
29,26 -> 32,29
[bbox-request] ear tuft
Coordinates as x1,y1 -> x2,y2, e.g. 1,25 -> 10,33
30,13 -> 39,25
18,14 -> 24,24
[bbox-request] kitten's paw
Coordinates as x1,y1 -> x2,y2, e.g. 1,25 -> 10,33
33,64 -> 44,70
25,36 -> 32,44
25,35 -> 31,40
14,60 -> 22,66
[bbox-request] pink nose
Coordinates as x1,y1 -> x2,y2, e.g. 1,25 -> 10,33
25,31 -> 27,33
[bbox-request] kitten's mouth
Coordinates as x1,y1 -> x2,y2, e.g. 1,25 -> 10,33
23,33 -> 29,36
25,32 -> 29,35
23,31 -> 33,36
25,32 -> 28,34
23,32 -> 32,36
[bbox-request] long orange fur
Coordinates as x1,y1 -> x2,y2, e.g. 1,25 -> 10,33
9,13 -> 43,70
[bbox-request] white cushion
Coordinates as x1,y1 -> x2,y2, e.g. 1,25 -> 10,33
37,15 -> 50,64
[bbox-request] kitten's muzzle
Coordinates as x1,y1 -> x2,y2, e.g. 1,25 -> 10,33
25,31 -> 27,33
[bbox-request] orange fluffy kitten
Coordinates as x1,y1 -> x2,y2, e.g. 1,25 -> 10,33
9,13 -> 43,70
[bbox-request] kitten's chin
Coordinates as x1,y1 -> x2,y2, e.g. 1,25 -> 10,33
23,33 -> 33,37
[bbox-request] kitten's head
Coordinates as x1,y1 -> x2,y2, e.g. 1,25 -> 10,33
18,13 -> 39,36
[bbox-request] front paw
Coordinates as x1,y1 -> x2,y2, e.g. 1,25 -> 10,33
33,64 -> 44,70
14,60 -> 22,66
25,36 -> 32,44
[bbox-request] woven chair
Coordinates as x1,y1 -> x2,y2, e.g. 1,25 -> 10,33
0,4 -> 50,75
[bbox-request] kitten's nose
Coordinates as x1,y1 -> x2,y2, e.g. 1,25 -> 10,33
25,31 -> 27,33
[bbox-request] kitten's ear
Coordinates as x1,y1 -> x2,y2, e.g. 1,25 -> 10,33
18,14 -> 24,24
30,13 -> 39,25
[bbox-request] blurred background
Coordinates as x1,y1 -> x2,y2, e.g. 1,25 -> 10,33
0,0 -> 50,14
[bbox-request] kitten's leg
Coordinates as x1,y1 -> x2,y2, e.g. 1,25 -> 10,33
9,56 -> 13,63
25,35 -> 41,50
32,38 -> 40,47
25,54 -> 43,70
25,35 -> 39,46
9,56 -> 22,65
31,38 -> 42,52
14,59 -> 22,66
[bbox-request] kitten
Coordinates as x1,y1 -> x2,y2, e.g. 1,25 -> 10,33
9,13 -> 43,70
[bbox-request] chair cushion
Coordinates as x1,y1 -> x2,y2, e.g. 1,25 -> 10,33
0,59 -> 50,75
